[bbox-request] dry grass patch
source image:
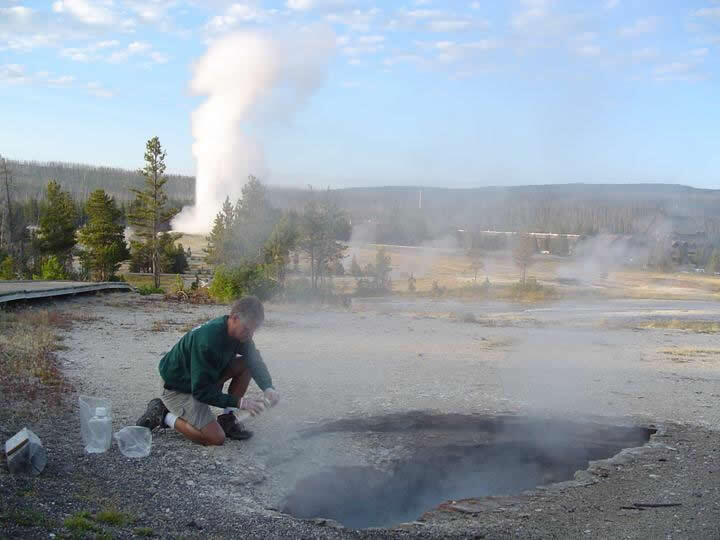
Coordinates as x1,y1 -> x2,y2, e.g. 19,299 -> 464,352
660,347 -> 720,363
477,337 -> 515,349
637,320 -> 720,333
151,320 -> 171,332
0,309 -> 73,404
179,318 -> 209,333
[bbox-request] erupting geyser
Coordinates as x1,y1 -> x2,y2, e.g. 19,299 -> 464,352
173,28 -> 335,234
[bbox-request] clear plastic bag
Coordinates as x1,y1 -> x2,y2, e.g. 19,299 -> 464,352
79,395 -> 112,452
114,426 -> 152,458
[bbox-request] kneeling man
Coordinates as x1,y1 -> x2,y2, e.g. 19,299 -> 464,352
137,295 -> 279,445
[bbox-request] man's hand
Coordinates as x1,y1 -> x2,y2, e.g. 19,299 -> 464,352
238,397 -> 266,416
264,388 -> 280,407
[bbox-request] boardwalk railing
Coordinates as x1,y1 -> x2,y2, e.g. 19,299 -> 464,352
0,281 -> 133,304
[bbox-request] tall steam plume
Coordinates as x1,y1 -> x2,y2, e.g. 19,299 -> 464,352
173,29 -> 335,233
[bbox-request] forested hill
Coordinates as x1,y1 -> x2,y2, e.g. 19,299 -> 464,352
7,159 -> 194,203
6,158 -> 720,238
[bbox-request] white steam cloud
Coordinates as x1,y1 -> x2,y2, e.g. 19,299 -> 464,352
173,28 -> 335,233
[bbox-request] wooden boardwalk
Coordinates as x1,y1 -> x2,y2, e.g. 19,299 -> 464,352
0,281 -> 133,304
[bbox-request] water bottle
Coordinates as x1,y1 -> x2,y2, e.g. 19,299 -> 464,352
86,407 -> 112,453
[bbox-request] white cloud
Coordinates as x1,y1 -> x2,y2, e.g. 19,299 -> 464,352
97,40 -> 120,48
107,40 -> 153,62
0,6 -> 33,20
574,44 -> 600,56
418,38 -> 498,64
287,0 -> 314,9
465,39 -> 498,50
149,51 -> 169,63
383,54 -> 424,67
0,64 -> 86,90
405,9 -> 444,19
287,0 -> 349,11
653,61 -> 703,82
48,75 -> 75,86
470,1 -> 481,9
0,63 -> 31,84
205,3 -> 272,33
326,8 -> 381,32
630,47 -> 658,61
339,34 -> 385,57
691,47 -> 709,57
87,81 -> 113,97
127,41 -> 150,53
619,16 -> 660,37
357,35 -> 384,44
428,19 -> 472,32
511,0 -> 549,30
510,0 -> 585,42
124,0 -> 176,23
60,39 -> 127,63
52,0 -> 116,25
694,7 -> 720,19
60,47 -> 93,61
605,0 -> 620,9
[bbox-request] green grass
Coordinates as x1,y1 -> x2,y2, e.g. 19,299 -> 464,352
64,512 -> 100,533
135,285 -> 165,296
133,527 -> 157,537
0,508 -> 52,527
95,508 -> 131,526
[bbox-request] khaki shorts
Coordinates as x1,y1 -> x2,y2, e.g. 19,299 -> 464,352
161,389 -> 217,429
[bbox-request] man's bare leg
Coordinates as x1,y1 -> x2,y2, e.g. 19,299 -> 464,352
220,357 -> 251,400
173,418 -> 226,446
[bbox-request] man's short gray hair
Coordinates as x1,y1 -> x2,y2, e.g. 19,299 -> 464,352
230,295 -> 265,324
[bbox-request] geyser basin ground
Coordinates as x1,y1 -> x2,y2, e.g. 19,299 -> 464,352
278,412 -> 654,529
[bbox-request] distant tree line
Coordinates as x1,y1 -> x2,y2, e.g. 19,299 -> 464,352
0,137 -> 188,283
7,159 -> 194,205
6,160 -> 720,248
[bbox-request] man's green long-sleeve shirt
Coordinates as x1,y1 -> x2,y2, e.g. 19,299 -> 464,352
158,316 -> 273,409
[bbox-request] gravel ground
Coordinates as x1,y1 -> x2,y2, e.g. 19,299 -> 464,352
2,292 -> 720,539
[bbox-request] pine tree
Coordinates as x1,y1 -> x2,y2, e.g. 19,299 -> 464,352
34,180 -> 78,269
205,196 -> 240,265
299,193 -> 347,290
0,156 -> 14,254
232,176 -> 279,262
263,212 -> 299,284
128,137 -> 180,288
350,255 -> 363,277
77,189 -> 129,281
373,246 -> 392,291
706,248 -> 720,274
467,248 -> 484,281
512,234 -> 536,284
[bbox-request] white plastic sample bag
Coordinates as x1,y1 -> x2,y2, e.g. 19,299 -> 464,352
4,428 -> 47,475
114,426 -> 152,458
79,395 -> 112,453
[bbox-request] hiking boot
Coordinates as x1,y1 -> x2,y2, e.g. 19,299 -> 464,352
217,413 -> 253,441
136,398 -> 168,431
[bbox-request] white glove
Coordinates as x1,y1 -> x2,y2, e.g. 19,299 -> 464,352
264,388 -> 280,407
238,397 -> 266,416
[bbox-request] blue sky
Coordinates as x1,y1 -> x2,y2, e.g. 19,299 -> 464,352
1,0 -> 719,188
